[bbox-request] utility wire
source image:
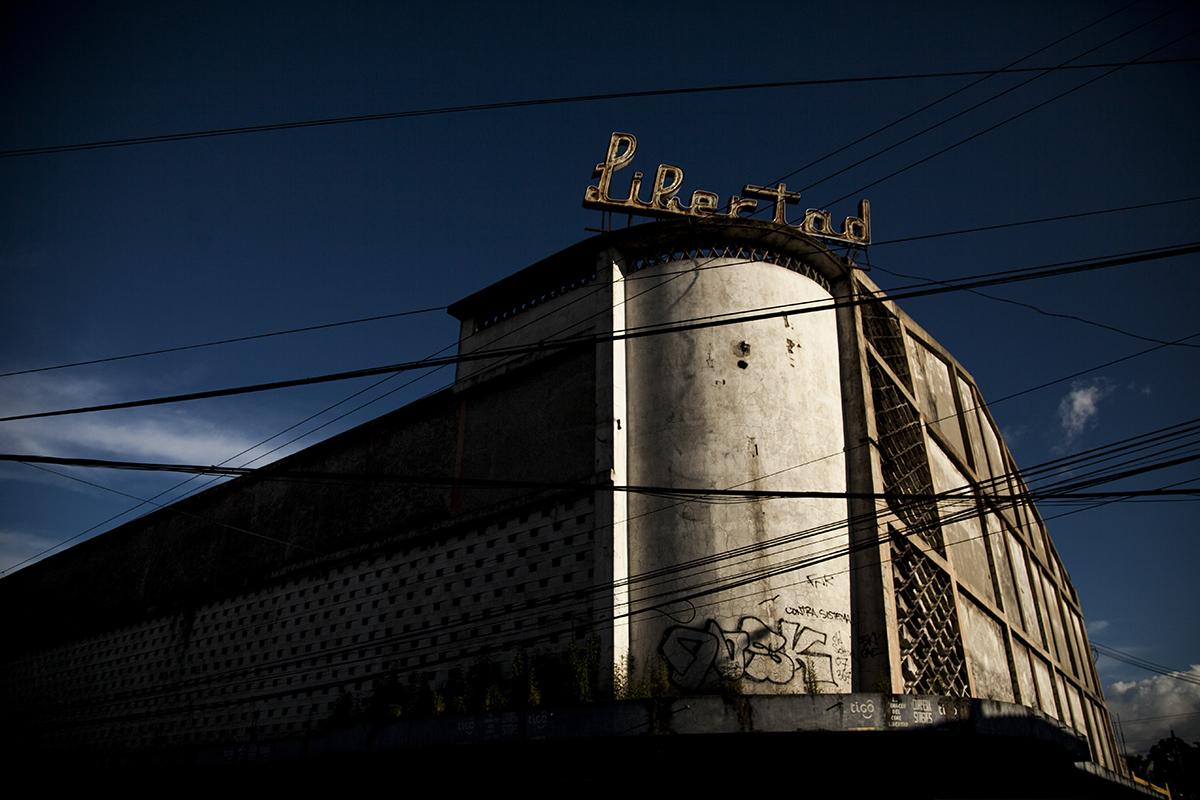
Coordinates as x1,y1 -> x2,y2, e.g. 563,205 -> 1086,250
762,0 -> 1144,185
824,28 -> 1200,206
2,59 -> 1195,159
15,414 -> 1194,670
3,240 -> 1196,424
8,231 -> 1194,576
870,195 -> 1200,246
0,304 -> 448,379
867,260 -> 1200,350
1110,711 -> 1200,725
11,280 -> 1190,724
7,453 -> 1200,501
9,255 -> 1199,576
25,451 -> 1166,723
8,10 -> 1196,664
792,5 -> 1180,196
4,192 -> 1194,381
0,248 -> 729,571
36,418 -> 1195,717
1093,643 -> 1200,686
18,462 -> 318,554
7,17 -> 1190,724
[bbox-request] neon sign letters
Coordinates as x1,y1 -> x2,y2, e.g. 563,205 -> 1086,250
583,132 -> 870,247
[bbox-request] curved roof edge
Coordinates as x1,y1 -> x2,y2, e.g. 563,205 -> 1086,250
448,218 -> 858,322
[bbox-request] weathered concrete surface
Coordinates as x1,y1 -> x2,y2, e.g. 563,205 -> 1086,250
624,257 -> 852,695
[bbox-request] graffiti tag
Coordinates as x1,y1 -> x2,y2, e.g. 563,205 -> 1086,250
660,616 -> 838,691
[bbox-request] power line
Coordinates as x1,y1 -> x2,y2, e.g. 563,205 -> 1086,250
18,462 -> 318,555
7,10 -> 1190,681
762,0 -> 1145,186
866,259 -> 1200,350
22,443 -> 1165,723
0,9 -> 1178,535
42,406 -> 1194,615
6,453 -> 1199,502
824,28 -> 1200,206
33,407 -> 1196,718
1112,711 -> 1200,725
6,190 -> 1193,380
3,240 -> 1196,424
8,224 -> 1195,579
1093,643 -> 1200,687
9,296 -> 1180,743
0,247 -> 726,571
7,243 -> 1198,574
793,6 -> 1182,196
2,59 -> 1195,159
0,304 -> 448,379
4,28 -> 1190,734
870,196 -> 1200,246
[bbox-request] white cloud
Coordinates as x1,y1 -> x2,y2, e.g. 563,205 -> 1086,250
3,415 -> 256,464
0,529 -> 62,573
1087,619 -> 1110,635
1057,379 -> 1113,443
0,373 -> 258,464
1106,665 -> 1200,753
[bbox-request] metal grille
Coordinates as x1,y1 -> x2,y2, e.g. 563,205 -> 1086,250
860,294 -> 912,391
868,359 -> 944,554
891,531 -> 968,696
474,272 -> 598,332
628,245 -> 831,293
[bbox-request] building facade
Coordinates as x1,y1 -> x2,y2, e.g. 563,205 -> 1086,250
0,217 -> 1122,775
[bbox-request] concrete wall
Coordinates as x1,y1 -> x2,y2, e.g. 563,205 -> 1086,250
0,219 -> 1125,774
623,257 -> 851,694
1,492 -> 597,754
855,273 -> 1122,772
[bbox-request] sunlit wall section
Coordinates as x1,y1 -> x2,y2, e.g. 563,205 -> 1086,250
624,249 -> 851,697
856,273 -> 1120,772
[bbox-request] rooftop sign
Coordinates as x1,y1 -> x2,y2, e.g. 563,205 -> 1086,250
583,132 -> 870,247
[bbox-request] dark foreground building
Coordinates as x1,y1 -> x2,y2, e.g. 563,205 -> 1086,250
0,215 -> 1151,795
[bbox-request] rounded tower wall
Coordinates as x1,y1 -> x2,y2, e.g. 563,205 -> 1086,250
624,256 -> 852,694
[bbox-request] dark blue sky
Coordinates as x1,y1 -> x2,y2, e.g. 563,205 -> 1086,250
2,0 -> 1197,746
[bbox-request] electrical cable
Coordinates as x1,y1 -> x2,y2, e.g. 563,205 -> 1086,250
18,421 -> 1194,715
790,5 -> 1181,196
1092,643 -> 1200,687
2,58 -> 1195,159
870,196 -> 1200,247
0,304 -> 448,379
8,452 -> 1200,502
3,240 -> 1196,424
7,17 -> 1190,738
760,0 -> 1146,186
5,191 -> 1195,383
28,468 -> 1156,727
868,259 -> 1200,350
18,462 -> 318,554
11,18 -> 1200,724
823,29 -> 1200,207
8,246 -> 1199,575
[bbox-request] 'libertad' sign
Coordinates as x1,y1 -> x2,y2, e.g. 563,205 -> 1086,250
583,132 -> 871,247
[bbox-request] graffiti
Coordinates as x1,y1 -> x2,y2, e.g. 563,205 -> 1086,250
830,631 -> 851,684
805,574 -> 836,588
784,605 -> 851,624
857,631 -> 884,660
660,616 -> 838,691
